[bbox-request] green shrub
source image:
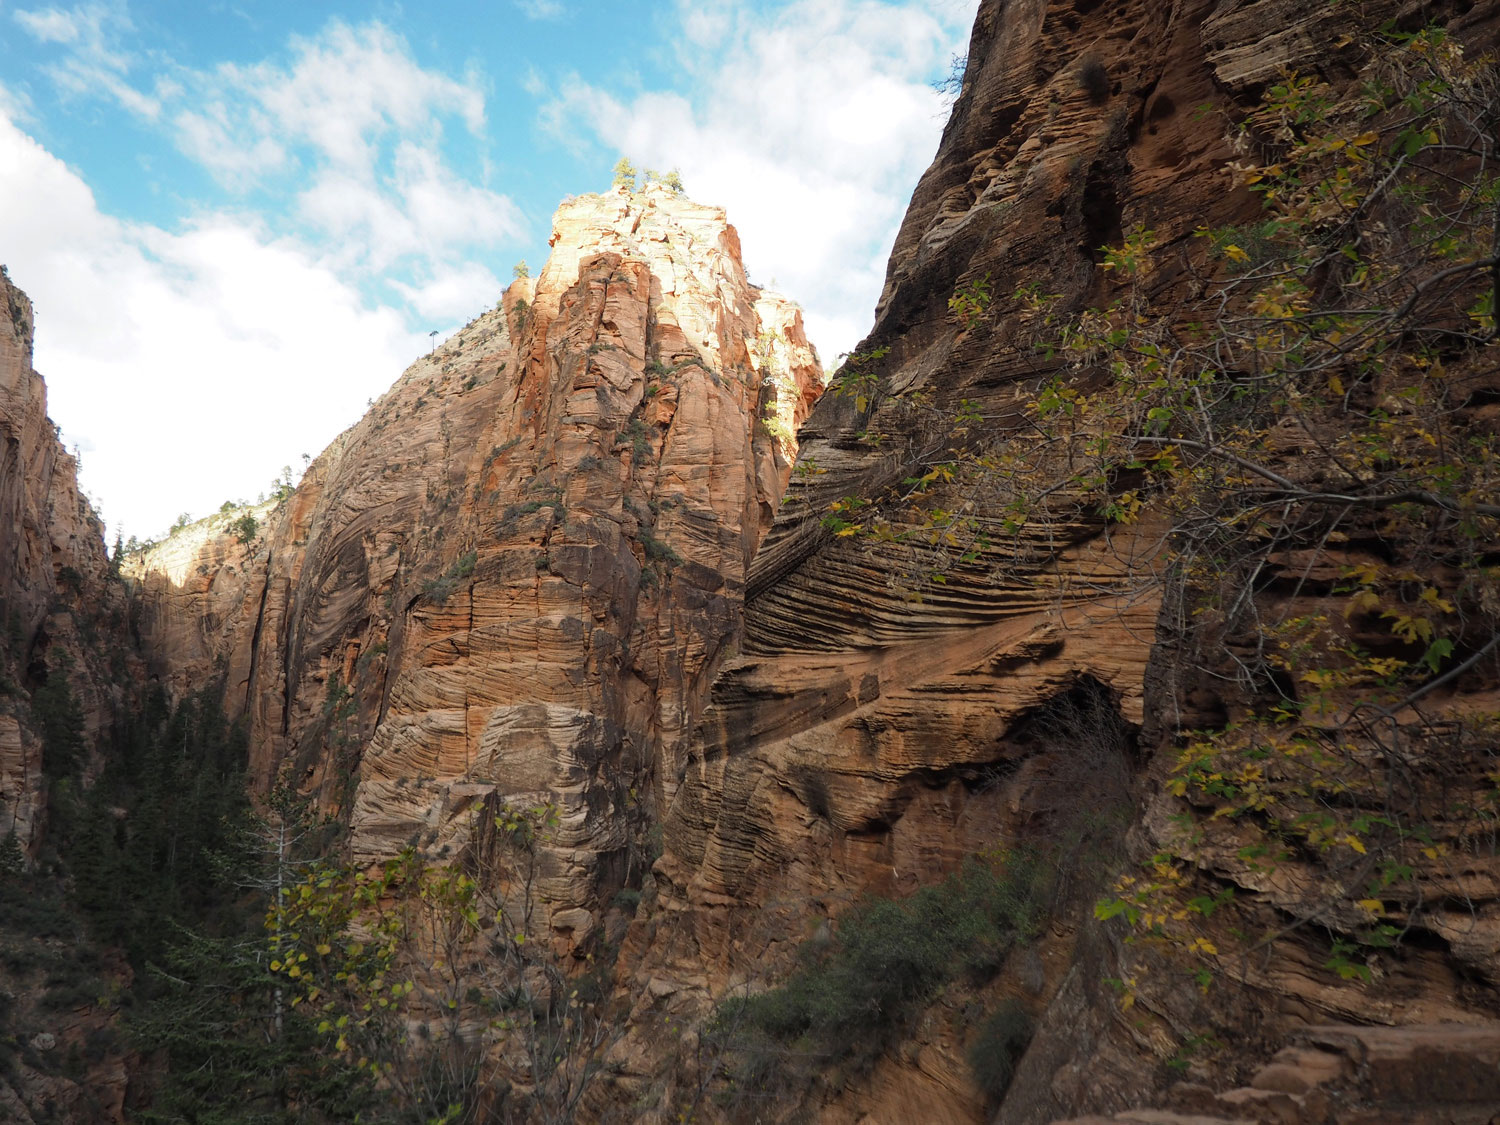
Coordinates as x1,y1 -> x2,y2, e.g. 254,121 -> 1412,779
422,550 -> 478,604
32,667 -> 85,779
626,418 -> 651,460
640,530 -> 682,567
967,999 -> 1033,1101
0,830 -> 23,877
1077,55 -> 1109,102
716,854 -> 1043,1071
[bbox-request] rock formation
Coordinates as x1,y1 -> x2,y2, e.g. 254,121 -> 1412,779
596,0 -> 1500,1121
128,183 -> 823,952
0,265 -> 126,853
0,270 -> 138,1123
30,0 -> 1500,1120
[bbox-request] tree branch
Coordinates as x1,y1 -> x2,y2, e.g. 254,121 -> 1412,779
1132,437 -> 1500,517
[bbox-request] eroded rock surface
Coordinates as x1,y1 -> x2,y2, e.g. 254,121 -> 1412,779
0,272 -> 137,1122
0,267 -> 126,852
128,184 -> 823,952
600,0 -> 1500,1121
119,1 -> 1500,1120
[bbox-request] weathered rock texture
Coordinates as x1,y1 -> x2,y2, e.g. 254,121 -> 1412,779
0,273 -> 137,1122
128,184 -> 823,952
0,267 -> 125,852
597,0 -> 1500,1121
120,0 -> 1500,1120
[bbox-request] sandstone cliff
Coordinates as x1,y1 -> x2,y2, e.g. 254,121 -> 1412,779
128,184 -> 823,954
0,271 -> 137,1123
117,1 -> 1500,1121
600,0 -> 1500,1121
0,266 -> 126,854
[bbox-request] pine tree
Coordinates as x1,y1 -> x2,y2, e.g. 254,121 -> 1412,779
612,156 -> 638,191
0,827 -> 24,876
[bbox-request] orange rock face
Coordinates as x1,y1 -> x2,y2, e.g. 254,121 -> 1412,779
129,184 -> 823,952
599,0 -> 1500,1120
124,1 -> 1500,1119
0,268 -> 123,852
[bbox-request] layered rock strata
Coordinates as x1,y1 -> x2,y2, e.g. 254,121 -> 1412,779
0,272 -> 137,1123
602,0 -> 1500,1120
0,267 -> 124,853
122,0 -> 1500,1119
128,184 -> 822,952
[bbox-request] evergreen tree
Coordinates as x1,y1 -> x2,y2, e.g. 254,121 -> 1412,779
32,660 -> 86,778
611,156 -> 638,191
0,827 -> 23,876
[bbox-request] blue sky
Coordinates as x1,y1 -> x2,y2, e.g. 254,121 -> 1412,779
0,0 -> 976,540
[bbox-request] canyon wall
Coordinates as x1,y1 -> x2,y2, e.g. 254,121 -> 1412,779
120,1 -> 1500,1121
602,0 -> 1500,1121
0,266 -> 126,853
128,183 -> 823,952
0,270 -> 137,1124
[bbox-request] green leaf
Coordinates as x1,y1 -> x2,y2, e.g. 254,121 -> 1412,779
1421,637 -> 1454,672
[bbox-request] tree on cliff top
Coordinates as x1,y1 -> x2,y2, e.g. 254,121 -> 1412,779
611,156 -> 638,191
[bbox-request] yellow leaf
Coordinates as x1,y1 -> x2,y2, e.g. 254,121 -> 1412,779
1224,244 -> 1250,263
1353,130 -> 1378,146
1343,834 -> 1367,855
1357,899 -> 1383,914
316,943 -> 331,956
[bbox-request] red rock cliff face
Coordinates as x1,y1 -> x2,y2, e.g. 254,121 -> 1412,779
603,0 -> 1500,1122
0,271 -> 136,1125
126,2 -> 1500,1120
0,268 -> 124,853
129,184 -> 822,951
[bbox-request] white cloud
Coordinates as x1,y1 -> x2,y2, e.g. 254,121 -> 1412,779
390,262 -> 504,324
168,21 -> 525,279
0,111 -> 427,540
13,6 -> 84,42
233,21 -> 486,173
538,0 -> 977,363
172,101 -> 288,187
514,0 -> 565,20
14,2 -> 160,118
15,10 -> 526,286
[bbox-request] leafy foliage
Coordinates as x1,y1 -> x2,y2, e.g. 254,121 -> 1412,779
794,24 -> 1500,1001
712,853 -> 1044,1076
231,512 -> 259,544
949,274 -> 993,331
260,802 -> 615,1123
967,999 -> 1034,1102
422,549 -> 478,604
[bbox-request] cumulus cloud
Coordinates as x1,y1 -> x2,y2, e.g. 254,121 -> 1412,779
182,21 -> 487,180
0,112 -> 427,540
167,20 -> 523,273
4,10 -> 529,536
538,0 -> 977,363
390,262 -> 505,323
20,9 -> 525,284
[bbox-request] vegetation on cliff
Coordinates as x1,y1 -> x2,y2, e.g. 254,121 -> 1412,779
814,18 -> 1500,1067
